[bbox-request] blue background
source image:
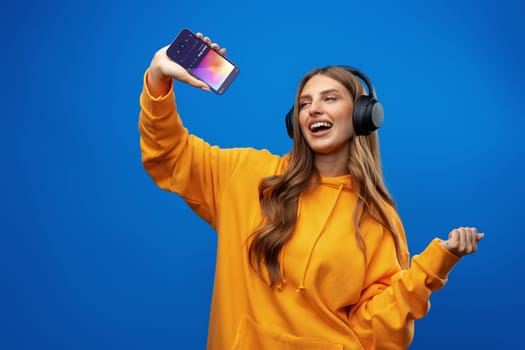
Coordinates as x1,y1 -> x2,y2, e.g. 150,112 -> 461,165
2,0 -> 524,348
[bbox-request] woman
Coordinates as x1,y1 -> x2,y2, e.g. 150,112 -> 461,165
139,33 -> 483,350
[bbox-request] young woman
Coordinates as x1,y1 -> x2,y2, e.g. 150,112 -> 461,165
139,33 -> 483,350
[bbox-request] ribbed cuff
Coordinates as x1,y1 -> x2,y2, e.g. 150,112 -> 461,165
415,238 -> 461,279
140,69 -> 176,117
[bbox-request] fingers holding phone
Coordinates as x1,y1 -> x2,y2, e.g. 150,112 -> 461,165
165,29 -> 239,94
197,33 -> 227,57
147,46 -> 206,97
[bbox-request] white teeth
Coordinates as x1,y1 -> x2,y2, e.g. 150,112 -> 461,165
310,122 -> 333,132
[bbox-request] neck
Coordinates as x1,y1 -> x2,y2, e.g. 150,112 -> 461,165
314,150 -> 349,177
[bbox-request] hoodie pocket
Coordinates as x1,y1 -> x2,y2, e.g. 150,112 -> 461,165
231,314 -> 344,350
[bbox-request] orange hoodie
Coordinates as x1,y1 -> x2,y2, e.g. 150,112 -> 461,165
139,73 -> 461,350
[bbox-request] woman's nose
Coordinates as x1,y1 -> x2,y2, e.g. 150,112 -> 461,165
309,99 -> 323,115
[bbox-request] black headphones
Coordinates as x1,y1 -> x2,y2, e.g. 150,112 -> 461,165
285,65 -> 384,138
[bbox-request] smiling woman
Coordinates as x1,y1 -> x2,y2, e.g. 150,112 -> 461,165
298,74 -> 359,173
139,31 -> 484,350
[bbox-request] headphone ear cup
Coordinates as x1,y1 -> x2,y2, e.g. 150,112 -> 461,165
285,107 -> 294,138
353,96 -> 384,135
353,96 -> 371,135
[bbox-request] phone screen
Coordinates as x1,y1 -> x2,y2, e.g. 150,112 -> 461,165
167,29 -> 240,94
191,48 -> 235,91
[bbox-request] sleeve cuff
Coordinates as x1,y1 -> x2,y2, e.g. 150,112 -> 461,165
413,238 -> 461,280
140,69 -> 176,117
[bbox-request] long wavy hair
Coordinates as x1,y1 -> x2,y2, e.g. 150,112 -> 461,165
248,66 -> 406,286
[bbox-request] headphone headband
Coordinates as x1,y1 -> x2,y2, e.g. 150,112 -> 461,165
337,65 -> 378,99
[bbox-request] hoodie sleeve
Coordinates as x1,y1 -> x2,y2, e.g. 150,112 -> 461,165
347,217 -> 461,349
138,70 -> 247,227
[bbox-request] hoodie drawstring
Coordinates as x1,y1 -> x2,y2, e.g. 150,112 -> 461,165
296,183 -> 344,293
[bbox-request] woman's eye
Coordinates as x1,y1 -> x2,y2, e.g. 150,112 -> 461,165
299,102 -> 311,109
325,96 -> 337,102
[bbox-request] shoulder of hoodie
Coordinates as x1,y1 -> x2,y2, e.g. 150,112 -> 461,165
364,200 -> 409,254
382,202 -> 410,256
227,147 -> 290,176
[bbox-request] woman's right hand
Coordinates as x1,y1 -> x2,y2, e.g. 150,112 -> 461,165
146,33 -> 227,97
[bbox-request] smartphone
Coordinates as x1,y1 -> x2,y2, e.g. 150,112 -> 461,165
166,28 -> 240,94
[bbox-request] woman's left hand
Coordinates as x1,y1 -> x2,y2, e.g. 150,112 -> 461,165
440,227 -> 484,257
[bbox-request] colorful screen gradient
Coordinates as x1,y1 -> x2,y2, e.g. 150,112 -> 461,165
193,49 -> 235,90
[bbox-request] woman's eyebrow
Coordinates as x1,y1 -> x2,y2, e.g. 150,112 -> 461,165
299,89 -> 342,100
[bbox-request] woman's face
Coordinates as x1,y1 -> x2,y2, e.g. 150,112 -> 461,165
298,74 -> 355,156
